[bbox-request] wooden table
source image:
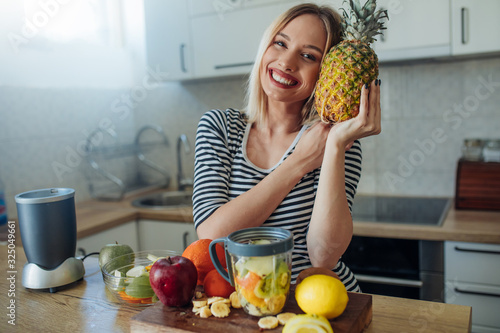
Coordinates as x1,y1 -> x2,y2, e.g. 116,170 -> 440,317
0,246 -> 471,332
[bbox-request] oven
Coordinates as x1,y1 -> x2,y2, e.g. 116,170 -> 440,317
342,236 -> 444,302
344,195 -> 451,302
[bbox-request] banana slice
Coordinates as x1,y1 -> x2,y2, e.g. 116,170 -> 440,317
199,306 -> 212,318
277,312 -> 297,325
229,292 -> 241,308
258,316 -> 279,329
211,302 -> 230,318
266,294 -> 286,314
192,299 -> 208,308
207,296 -> 225,305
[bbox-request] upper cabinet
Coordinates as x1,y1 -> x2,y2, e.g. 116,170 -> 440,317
451,0 -> 500,56
372,0 -> 450,62
143,0 -> 500,81
144,0 -> 193,80
190,1 -> 301,79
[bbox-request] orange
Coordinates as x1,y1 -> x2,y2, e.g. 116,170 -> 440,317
203,269 -> 235,298
182,239 -> 226,285
234,271 -> 266,308
234,271 -> 261,290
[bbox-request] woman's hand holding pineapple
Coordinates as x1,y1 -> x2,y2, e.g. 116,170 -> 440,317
327,79 -> 382,151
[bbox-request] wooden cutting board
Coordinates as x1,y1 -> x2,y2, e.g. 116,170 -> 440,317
130,290 -> 372,333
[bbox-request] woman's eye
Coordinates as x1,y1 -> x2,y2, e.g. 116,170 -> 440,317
303,53 -> 317,61
274,40 -> 286,48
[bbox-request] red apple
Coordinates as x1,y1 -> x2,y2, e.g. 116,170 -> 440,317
149,256 -> 198,307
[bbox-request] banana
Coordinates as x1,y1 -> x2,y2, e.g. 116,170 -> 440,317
207,296 -> 225,305
280,272 -> 289,288
199,306 -> 212,318
192,299 -> 208,308
277,312 -> 297,325
229,292 -> 242,308
258,316 -> 279,329
266,294 -> 286,314
210,302 -> 231,318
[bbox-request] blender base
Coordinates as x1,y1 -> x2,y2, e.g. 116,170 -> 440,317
22,257 -> 85,292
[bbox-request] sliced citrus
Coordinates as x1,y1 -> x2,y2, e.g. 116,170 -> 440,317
282,314 -> 333,333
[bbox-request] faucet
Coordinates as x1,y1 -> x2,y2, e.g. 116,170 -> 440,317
177,134 -> 193,191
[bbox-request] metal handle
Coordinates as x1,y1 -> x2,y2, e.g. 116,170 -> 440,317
209,238 -> 231,284
454,287 -> 500,298
180,43 -> 187,73
182,231 -> 189,250
461,7 -> 469,45
454,246 -> 500,255
214,62 -> 254,70
356,274 -> 423,288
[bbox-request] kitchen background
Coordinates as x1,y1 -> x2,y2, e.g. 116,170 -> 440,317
1,0 -> 500,219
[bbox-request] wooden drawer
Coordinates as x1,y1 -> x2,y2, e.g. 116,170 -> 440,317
445,280 -> 500,329
455,159 -> 500,210
445,241 -> 500,286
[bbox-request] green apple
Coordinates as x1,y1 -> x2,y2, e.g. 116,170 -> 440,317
99,242 -> 134,274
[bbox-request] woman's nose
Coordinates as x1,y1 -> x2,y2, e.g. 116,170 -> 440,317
278,53 -> 297,72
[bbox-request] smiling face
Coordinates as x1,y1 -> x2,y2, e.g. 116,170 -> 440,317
260,14 -> 327,108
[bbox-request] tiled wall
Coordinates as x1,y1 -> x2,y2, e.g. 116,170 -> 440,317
1,56 -> 499,218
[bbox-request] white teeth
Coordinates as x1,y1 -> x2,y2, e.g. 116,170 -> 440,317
271,71 -> 296,86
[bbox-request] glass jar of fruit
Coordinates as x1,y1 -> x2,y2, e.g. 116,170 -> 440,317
209,227 -> 293,317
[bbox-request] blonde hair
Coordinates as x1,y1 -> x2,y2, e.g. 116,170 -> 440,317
243,3 -> 342,126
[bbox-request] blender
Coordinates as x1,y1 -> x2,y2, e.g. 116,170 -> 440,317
209,227 -> 294,316
15,188 -> 85,292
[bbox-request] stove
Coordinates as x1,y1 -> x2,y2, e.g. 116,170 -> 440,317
351,195 -> 451,226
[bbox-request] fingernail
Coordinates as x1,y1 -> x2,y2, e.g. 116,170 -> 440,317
374,80 -> 378,86
365,83 -> 369,89
378,79 -> 382,86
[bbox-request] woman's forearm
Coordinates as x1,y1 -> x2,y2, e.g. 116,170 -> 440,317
196,153 -> 307,239
308,140 -> 353,268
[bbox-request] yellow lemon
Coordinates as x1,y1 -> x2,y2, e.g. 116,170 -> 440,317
295,274 -> 348,319
282,313 -> 333,333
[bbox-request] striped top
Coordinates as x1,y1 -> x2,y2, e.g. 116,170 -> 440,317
193,109 -> 362,291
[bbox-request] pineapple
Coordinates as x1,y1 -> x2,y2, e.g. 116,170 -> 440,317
315,0 -> 388,123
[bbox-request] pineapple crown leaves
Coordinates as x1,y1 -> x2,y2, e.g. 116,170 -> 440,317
340,0 -> 389,44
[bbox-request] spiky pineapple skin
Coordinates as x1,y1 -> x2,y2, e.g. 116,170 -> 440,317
315,40 -> 378,123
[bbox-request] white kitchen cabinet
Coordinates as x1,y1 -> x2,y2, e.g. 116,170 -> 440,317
445,241 -> 500,332
76,221 -> 139,255
372,0 -> 450,62
190,1 -> 301,79
144,0 -> 193,80
188,0 -> 287,18
138,220 -> 198,253
451,0 -> 500,56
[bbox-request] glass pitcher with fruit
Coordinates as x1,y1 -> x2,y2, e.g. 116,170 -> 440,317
209,227 -> 293,317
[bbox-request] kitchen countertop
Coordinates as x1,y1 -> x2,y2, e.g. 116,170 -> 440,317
75,190 -> 500,244
0,246 -> 472,332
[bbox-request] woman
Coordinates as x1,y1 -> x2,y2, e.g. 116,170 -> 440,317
192,3 -> 381,291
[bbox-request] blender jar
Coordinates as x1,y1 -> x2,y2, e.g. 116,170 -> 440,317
209,227 -> 293,317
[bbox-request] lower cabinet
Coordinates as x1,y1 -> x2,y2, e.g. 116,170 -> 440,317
445,241 -> 500,332
138,219 -> 198,254
76,221 -> 139,255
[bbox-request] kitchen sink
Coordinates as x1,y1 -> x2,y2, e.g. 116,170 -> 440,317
131,190 -> 193,209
